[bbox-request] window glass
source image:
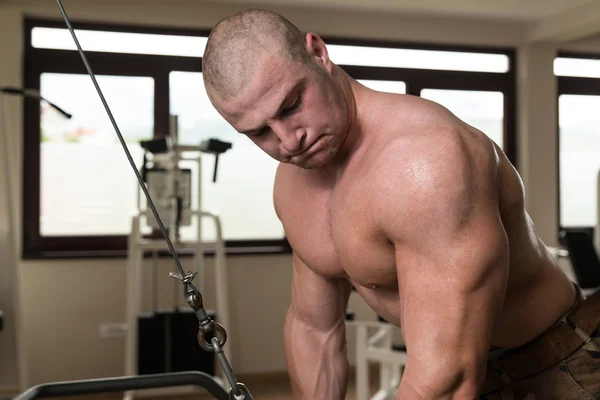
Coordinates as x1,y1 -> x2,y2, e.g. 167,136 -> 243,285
555,57 -> 600,78
421,89 -> 504,148
559,94 -> 600,227
40,73 -> 154,236
32,27 -> 207,57
328,45 -> 509,73
169,71 -> 284,241
358,80 -> 406,94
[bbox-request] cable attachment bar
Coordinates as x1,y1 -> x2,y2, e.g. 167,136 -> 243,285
211,338 -> 254,400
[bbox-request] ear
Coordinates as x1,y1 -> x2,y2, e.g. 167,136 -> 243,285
305,33 -> 333,73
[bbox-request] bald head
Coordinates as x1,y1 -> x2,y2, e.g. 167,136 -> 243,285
202,9 -> 311,102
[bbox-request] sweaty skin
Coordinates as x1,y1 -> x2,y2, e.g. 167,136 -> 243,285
211,33 -> 576,400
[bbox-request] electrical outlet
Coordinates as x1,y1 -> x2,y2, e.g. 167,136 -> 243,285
99,322 -> 128,338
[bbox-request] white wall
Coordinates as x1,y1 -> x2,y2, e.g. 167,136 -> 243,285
0,0 -> 597,392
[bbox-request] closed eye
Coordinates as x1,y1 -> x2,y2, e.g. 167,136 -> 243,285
246,92 -> 302,137
254,126 -> 271,137
281,95 -> 301,116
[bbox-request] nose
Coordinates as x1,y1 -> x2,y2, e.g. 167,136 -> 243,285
271,121 -> 306,154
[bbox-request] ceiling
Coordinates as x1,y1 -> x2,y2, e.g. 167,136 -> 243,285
219,0 -> 595,22
2,0 -> 599,42
0,0 -> 595,22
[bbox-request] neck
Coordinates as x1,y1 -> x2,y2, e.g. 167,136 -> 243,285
329,65 -> 367,171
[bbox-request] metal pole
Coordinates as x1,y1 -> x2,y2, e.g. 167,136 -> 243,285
14,372 -> 229,400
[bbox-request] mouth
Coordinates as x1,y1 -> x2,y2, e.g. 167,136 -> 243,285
291,137 -> 320,158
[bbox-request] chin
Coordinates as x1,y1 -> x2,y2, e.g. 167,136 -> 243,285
297,160 -> 324,170
297,149 -> 337,169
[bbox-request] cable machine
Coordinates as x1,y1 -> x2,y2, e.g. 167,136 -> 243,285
124,115 -> 232,399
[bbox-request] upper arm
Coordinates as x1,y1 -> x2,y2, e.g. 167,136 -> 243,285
275,164 -> 352,329
377,138 -> 509,392
288,253 -> 352,332
273,163 -> 286,221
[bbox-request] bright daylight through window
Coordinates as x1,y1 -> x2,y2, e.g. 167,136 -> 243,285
25,23 -> 514,255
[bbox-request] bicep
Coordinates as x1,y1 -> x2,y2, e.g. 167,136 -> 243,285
379,147 -> 510,390
395,200 -> 510,391
289,253 -> 352,332
397,212 -> 509,358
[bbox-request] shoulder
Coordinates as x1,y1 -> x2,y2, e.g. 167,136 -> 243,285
273,163 -> 319,222
371,94 -> 499,188
273,162 -> 295,221
368,109 -> 500,242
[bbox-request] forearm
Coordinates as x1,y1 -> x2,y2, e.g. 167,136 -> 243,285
284,308 -> 349,400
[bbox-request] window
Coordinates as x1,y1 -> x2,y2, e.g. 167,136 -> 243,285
40,73 -> 154,236
169,71 -> 282,242
23,19 -> 515,258
558,95 -> 600,228
335,40 -> 515,161
556,53 -> 600,238
555,57 -> 600,79
421,89 -> 504,148
328,44 -> 509,73
32,27 -> 208,57
358,80 -> 406,94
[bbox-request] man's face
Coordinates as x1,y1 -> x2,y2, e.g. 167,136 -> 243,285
212,51 -> 350,169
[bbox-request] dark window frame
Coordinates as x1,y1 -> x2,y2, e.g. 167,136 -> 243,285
22,18 -> 516,259
556,51 -> 600,243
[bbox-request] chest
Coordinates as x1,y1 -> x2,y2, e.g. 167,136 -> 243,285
285,178 -> 397,289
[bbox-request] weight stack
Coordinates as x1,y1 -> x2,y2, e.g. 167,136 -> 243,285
137,308 -> 216,376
